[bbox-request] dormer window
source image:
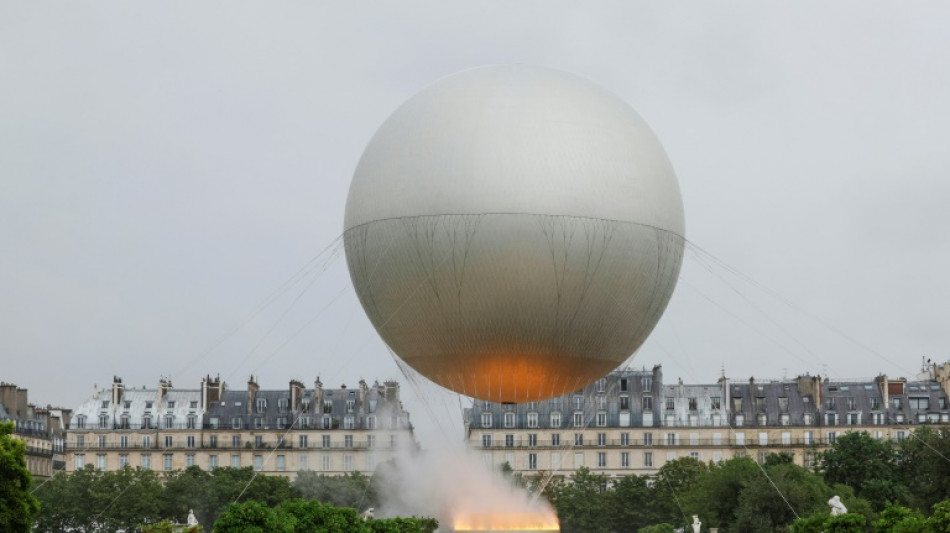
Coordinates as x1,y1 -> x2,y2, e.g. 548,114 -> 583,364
101,400 -> 109,409
256,398 -> 267,412
145,401 -> 153,409
167,401 -> 175,409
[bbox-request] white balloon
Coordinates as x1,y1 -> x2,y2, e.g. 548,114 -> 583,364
345,65 -> 684,403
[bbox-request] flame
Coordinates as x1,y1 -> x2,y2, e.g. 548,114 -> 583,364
452,512 -> 560,532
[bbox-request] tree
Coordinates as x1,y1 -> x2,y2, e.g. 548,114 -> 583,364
733,462 -> 832,531
819,431 -> 904,510
897,426 -> 950,511
293,471 -> 376,510
873,503 -> 926,533
549,468 -> 612,533
278,498 -> 364,532
213,500 -> 295,533
925,498 -> 950,533
608,474 -> 653,532
682,455 -> 760,530
650,457 -> 708,526
0,421 -> 40,532
160,466 -> 212,525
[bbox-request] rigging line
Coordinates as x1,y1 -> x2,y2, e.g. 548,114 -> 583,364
676,277 -> 819,371
173,235 -> 344,379
249,282 -> 352,376
224,245 -> 344,385
685,240 -> 911,376
93,476 -> 140,524
687,247 -> 829,370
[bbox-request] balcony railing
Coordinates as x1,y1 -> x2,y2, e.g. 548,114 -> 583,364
473,437 -> 836,449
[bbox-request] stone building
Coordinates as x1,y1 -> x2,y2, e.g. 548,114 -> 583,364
464,363 -> 950,478
0,381 -> 70,480
65,375 -> 415,479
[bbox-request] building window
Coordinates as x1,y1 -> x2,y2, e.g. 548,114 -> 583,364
828,432 -> 837,444
299,435 -> 308,449
119,415 -> 130,429
481,413 -> 493,428
167,401 -> 175,409
711,397 -> 722,409
621,452 -> 630,468
367,435 -> 376,448
597,433 -> 607,446
344,416 -> 355,430
782,432 -> 792,445
322,435 -> 331,448
551,434 -> 560,446
666,433 -> 676,445
253,435 -> 263,448
345,399 -> 355,413
620,378 -> 629,392
896,431 -> 906,441
164,415 -> 174,429
528,453 -> 538,470
504,412 -> 515,428
527,412 -> 538,428
643,433 -> 653,446
141,454 -> 151,469
344,455 -> 353,471
254,455 -> 263,471
891,397 -> 902,409
99,415 -> 109,428
231,435 -> 240,448
366,416 -> 376,430
231,417 -> 241,430
550,412 -> 561,428
688,398 -> 698,411
644,452 -> 653,467
163,454 -> 173,471
164,435 -> 173,448
910,397 -> 930,410
528,434 -> 537,447
256,398 -> 267,412
120,435 -> 129,449
574,433 -> 584,446
597,395 -> 607,409
186,454 -> 195,467
324,400 -> 333,413
597,452 -> 607,467
278,398 -> 289,413
596,412 -> 607,427
505,434 -> 515,447
187,435 -> 196,448
322,455 -> 331,471
322,415 -> 332,429
208,435 -> 217,448
209,455 -> 218,469
665,398 -> 675,410
758,432 -> 768,446
482,434 -> 493,447
116,453 -> 128,469
712,432 -> 722,446
254,418 -> 264,429
344,435 -> 353,448
187,415 -> 197,429
142,435 -> 151,448
689,433 -> 699,445
298,455 -> 308,470
277,455 -> 285,471
573,396 -> 584,410
573,413 -> 584,427
231,455 -> 240,468
620,433 -> 629,446
735,433 -> 746,446
642,396 -> 653,410
75,454 -> 85,469
849,413 -> 860,425
690,452 -> 700,460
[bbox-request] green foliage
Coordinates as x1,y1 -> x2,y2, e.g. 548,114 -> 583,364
293,470 -> 376,510
141,520 -> 203,533
820,431 -> 905,510
549,467 -> 612,533
926,498 -> 950,533
278,498 -> 364,532
364,515 -> 439,533
650,457 -> 708,525
608,474 -> 653,532
791,512 -> 832,533
0,421 -> 40,533
874,503 -> 926,533
682,455 -> 759,529
733,461 -> 830,531
897,427 -> 950,512
825,513 -> 866,532
638,524 -> 676,533
213,500 -> 295,533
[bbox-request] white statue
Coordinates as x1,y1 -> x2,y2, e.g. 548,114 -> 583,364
692,515 -> 701,533
187,509 -> 199,527
360,507 -> 374,521
828,495 -> 847,516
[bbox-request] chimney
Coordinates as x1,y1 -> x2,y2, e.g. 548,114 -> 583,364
359,379 -> 368,414
112,376 -> 124,407
157,378 -> 172,410
876,375 -> 889,408
247,375 -> 259,414
718,374 -> 731,415
935,363 -> 950,399
290,380 -> 305,412
202,375 -> 223,410
314,377 -> 324,412
384,380 -> 400,404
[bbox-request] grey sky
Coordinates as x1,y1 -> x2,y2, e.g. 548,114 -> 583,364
2,2 -> 949,446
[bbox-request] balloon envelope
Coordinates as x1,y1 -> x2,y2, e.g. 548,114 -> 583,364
344,65 -> 684,403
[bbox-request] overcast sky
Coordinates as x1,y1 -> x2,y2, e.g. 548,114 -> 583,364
2,2 -> 949,446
